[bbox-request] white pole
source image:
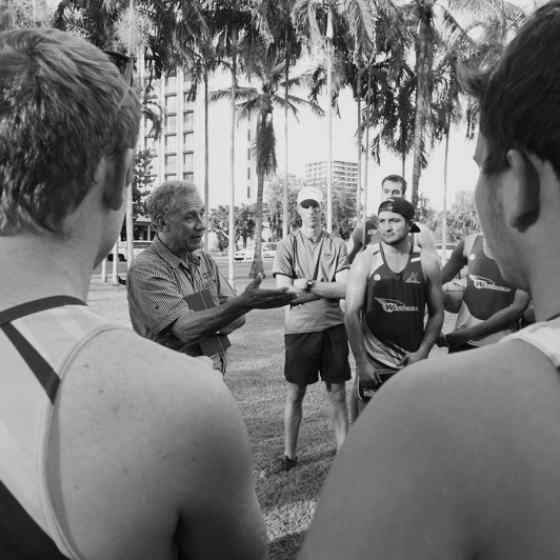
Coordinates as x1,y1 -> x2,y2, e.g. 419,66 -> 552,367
228,50 -> 237,288
326,9 -> 333,233
125,0 -> 135,266
283,62 -> 289,239
101,258 -> 107,283
442,126 -> 450,261
111,243 -> 119,285
364,125 -> 369,220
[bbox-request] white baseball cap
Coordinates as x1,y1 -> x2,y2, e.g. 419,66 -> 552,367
297,186 -> 323,206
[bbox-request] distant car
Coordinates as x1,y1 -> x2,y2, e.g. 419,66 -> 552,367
262,242 -> 278,259
234,248 -> 252,262
233,242 -> 277,261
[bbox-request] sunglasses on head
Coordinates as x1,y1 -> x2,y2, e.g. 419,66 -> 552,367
300,200 -> 319,209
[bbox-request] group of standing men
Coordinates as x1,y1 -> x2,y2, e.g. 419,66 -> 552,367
4,2 -> 560,557
126,169 -> 527,471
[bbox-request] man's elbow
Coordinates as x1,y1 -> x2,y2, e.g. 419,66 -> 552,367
171,321 -> 206,345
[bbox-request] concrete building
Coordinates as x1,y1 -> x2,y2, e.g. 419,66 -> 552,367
304,160 -> 359,201
139,65 -> 257,207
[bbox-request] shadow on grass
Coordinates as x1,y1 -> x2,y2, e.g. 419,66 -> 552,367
268,531 -> 306,560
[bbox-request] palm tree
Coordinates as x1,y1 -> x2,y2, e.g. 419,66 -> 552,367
256,0 -> 303,239
211,2 -> 263,285
393,0 -> 524,207
212,46 -> 324,277
292,0 -> 401,228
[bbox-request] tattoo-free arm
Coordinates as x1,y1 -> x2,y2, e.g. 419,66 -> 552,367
344,252 -> 371,368
454,289 -> 530,341
308,268 -> 348,299
441,240 -> 467,284
416,254 -> 444,358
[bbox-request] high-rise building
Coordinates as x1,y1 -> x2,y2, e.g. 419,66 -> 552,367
304,160 -> 358,199
139,64 -> 256,207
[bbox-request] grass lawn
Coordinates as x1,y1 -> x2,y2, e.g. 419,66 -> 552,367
226,306 -> 340,560
87,275 -> 452,560
225,300 -> 453,560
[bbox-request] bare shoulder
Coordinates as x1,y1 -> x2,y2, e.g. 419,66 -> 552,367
49,330 -> 245,557
351,243 -> 378,270
420,248 -> 441,277
370,339 -> 560,482
301,338 -> 560,560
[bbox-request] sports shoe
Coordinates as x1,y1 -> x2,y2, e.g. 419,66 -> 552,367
280,455 -> 298,471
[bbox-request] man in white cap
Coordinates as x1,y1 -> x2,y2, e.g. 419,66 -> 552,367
273,186 -> 350,470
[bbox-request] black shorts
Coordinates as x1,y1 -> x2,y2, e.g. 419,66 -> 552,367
284,324 -> 351,386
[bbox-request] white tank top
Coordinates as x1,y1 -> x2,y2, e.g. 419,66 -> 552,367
0,296 -> 126,559
502,318 -> 560,366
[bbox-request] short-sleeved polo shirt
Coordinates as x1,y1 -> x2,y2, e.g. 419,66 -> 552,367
273,230 -> 349,334
127,236 -> 235,356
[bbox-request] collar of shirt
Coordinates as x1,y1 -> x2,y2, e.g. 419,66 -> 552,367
152,235 -> 201,271
298,228 -> 326,245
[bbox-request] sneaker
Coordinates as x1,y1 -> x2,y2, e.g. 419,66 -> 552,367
280,455 -> 298,472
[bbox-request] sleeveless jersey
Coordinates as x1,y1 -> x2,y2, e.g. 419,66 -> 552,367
456,234 -> 516,346
503,319 -> 560,368
0,296 -> 125,559
363,245 -> 427,367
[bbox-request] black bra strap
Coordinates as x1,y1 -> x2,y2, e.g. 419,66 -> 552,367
0,296 -> 85,327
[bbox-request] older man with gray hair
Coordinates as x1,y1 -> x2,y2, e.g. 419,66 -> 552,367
127,180 -> 295,373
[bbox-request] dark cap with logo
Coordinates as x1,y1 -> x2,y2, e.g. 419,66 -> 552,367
377,198 -> 420,233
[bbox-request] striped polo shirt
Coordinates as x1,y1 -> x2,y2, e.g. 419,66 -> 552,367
127,236 -> 235,359
0,296 -> 125,559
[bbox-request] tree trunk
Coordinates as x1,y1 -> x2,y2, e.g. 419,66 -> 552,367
203,67 -> 209,251
283,53 -> 289,239
251,166 -> 265,278
442,122 -> 450,261
364,124 -> 369,218
228,50 -> 237,287
326,9 -> 333,233
411,7 -> 434,208
356,69 -> 362,225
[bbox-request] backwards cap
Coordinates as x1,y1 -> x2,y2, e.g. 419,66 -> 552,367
378,198 -> 420,233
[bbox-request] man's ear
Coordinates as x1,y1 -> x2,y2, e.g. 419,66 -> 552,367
504,149 -> 540,232
101,150 -> 133,211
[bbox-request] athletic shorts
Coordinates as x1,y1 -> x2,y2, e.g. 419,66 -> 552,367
354,357 -> 399,400
284,324 -> 351,386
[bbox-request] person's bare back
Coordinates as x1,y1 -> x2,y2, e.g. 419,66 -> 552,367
0,28 -> 266,559
46,329 -> 265,560
300,337 -> 560,560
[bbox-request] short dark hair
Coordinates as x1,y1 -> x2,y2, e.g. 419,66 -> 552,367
381,174 -> 407,196
0,29 -> 141,235
462,1 -> 560,178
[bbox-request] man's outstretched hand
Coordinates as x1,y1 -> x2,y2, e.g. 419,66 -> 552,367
240,274 -> 296,309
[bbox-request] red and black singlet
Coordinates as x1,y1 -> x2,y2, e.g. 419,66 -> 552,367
462,235 -> 514,320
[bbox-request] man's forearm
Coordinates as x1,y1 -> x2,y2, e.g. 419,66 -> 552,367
172,296 -> 249,345
417,311 -> 444,356
468,305 -> 526,340
310,281 -> 346,299
344,311 -> 368,366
